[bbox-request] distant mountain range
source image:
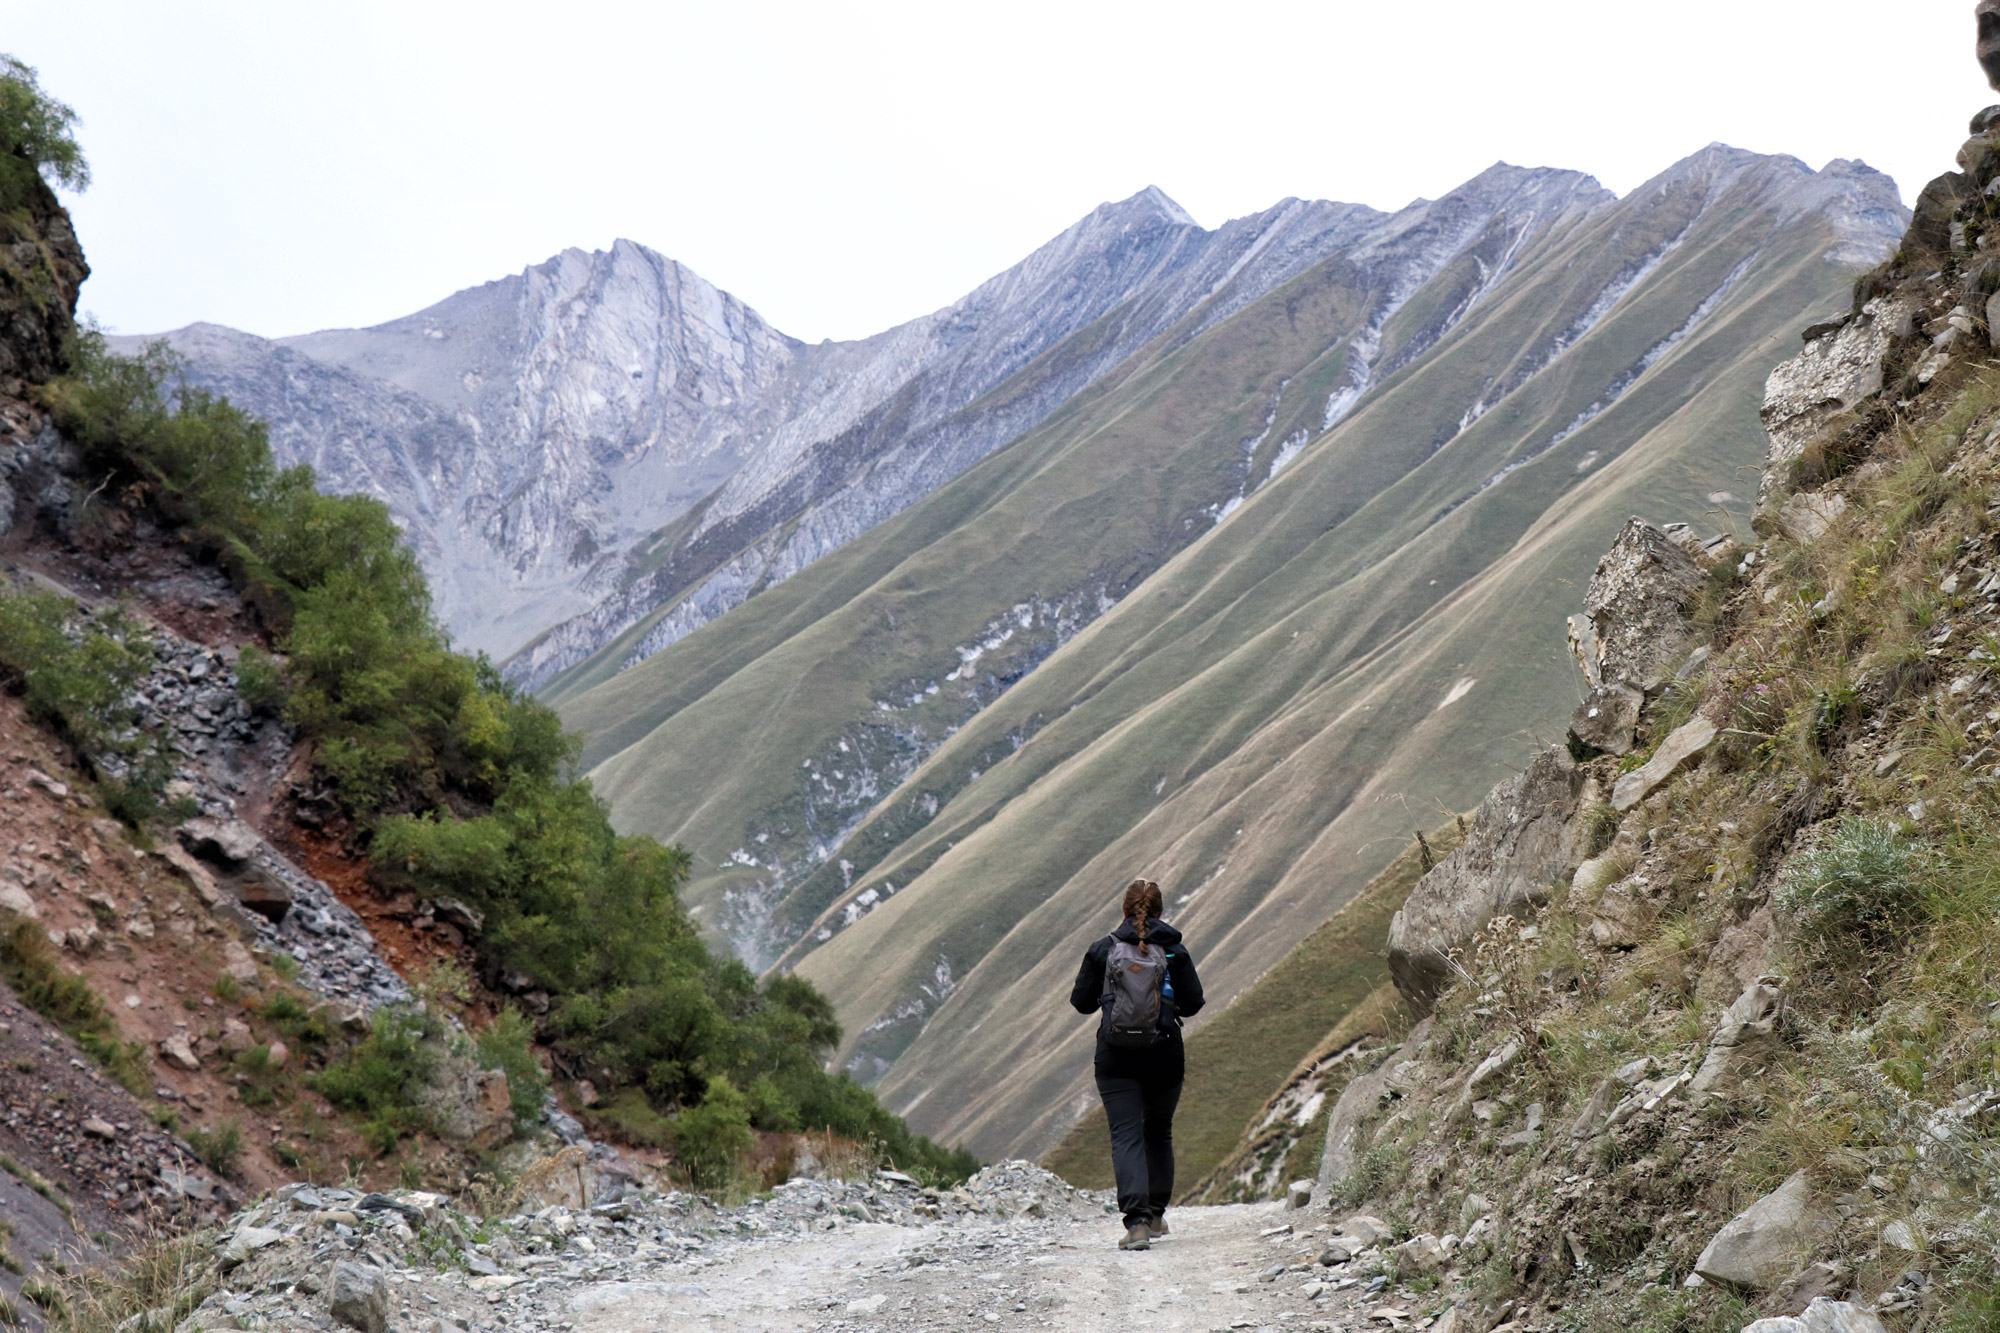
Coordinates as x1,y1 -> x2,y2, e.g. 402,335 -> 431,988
135,145 -> 1906,1160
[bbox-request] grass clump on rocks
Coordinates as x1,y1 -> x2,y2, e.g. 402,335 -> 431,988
0,919 -> 148,1094
1774,815 -> 1928,947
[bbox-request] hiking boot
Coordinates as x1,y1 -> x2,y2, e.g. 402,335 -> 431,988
1118,1224 -> 1151,1250
1146,1214 -> 1170,1237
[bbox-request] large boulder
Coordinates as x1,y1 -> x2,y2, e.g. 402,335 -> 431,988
178,817 -> 261,865
1758,296 -> 1912,504
328,1261 -> 390,1333
1693,1172 -> 1835,1292
1573,519 -> 1706,695
1568,682 -> 1645,757
230,861 -> 294,924
1386,749 -> 1592,1010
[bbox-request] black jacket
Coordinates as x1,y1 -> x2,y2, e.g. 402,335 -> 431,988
1070,917 -> 1204,1074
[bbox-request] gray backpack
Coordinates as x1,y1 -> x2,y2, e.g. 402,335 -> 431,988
1101,938 -> 1170,1048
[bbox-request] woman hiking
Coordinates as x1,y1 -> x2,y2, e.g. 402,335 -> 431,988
1069,877 -> 1204,1250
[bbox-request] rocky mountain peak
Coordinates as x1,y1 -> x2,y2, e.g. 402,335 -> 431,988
1096,183 -> 1198,229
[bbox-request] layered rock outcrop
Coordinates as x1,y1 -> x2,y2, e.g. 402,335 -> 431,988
0,172 -> 88,392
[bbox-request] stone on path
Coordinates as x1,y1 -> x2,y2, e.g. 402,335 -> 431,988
329,1260 -> 390,1333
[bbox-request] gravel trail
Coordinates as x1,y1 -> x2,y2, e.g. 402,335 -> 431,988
185,1165 -> 1443,1333
569,1201 -> 1358,1333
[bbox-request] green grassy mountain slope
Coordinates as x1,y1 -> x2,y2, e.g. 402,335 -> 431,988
561,163 -> 1610,953
563,147 -> 1903,1160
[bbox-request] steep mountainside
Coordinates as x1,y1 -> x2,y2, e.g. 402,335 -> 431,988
1267,113 -> 2000,1326
563,148 -> 1904,1161
130,190 -> 1389,664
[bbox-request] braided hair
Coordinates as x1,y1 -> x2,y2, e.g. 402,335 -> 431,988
1121,878 -> 1164,953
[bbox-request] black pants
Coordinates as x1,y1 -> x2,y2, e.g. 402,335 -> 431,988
1095,1064 -> 1182,1227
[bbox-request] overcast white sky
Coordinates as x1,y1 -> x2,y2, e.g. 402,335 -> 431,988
8,0 -> 1985,344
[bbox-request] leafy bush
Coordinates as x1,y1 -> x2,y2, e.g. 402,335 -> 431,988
1776,816 -> 1929,945
313,1006 -> 442,1153
319,1003 -> 550,1150
474,1009 -> 549,1133
183,1120 -> 243,1177
670,1076 -> 755,1191
0,55 -> 87,210
0,588 -> 168,822
589,1088 -> 677,1150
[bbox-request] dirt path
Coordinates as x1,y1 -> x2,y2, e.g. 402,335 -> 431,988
189,1166 -> 1460,1333
554,1202 -> 1368,1333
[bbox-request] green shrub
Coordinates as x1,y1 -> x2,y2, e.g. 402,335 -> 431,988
671,1076 -> 755,1192
0,917 -> 103,1031
1776,816 -> 1929,945
589,1088 -> 676,1150
313,1006 -> 442,1152
474,1009 -> 548,1134
0,55 -> 87,211
0,590 -> 164,819
183,1121 -> 242,1178
258,990 -> 331,1047
743,1074 -> 802,1133
0,919 -> 146,1093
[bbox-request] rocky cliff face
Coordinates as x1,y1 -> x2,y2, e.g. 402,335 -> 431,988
0,170 -> 87,393
118,241 -> 799,656
129,189 -> 1400,667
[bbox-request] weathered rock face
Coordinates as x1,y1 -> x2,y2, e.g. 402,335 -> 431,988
0,174 -> 87,392
1692,1171 -> 1836,1292
417,1057 -> 515,1149
1758,297 -> 1910,502
1311,1019 -> 1436,1204
1573,518 -> 1706,695
1688,976 -> 1785,1098
1385,749 -> 1593,1010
